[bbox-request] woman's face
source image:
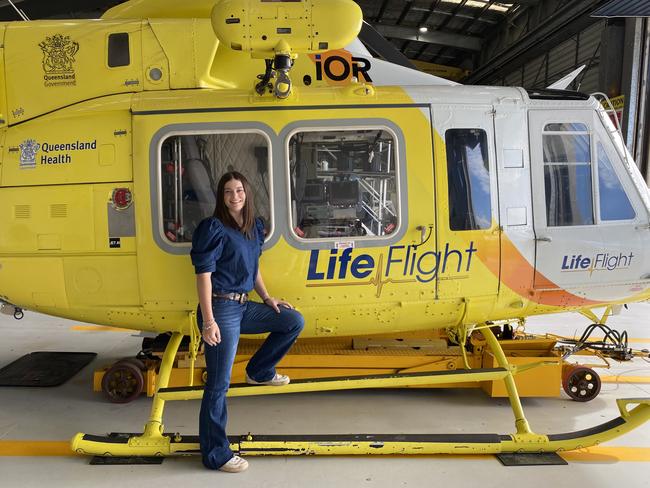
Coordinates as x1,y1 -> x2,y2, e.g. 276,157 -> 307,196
223,178 -> 246,215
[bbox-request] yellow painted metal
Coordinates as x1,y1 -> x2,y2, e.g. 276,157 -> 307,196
3,22 -> 142,125
579,306 -> 613,325
6,439 -> 650,461
102,0 -> 217,19
156,369 -> 512,401
94,333 -> 566,398
72,324 -> 650,458
212,0 -> 362,59
481,354 -> 561,398
2,20 -> 645,333
71,398 -> 650,457
482,327 -> 533,436
411,60 -> 469,82
139,331 -> 183,441
0,24 -> 6,130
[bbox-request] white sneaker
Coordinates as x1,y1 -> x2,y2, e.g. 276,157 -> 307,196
219,455 -> 249,473
246,372 -> 290,386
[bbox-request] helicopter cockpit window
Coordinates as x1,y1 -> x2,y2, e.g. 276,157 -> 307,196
543,122 -> 594,226
597,142 -> 636,221
159,132 -> 271,243
288,128 -> 398,240
445,129 -> 492,231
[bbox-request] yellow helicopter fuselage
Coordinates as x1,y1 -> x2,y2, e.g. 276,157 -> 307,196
1,12 -> 649,339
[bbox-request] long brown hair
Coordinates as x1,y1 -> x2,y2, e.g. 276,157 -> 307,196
214,171 -> 255,239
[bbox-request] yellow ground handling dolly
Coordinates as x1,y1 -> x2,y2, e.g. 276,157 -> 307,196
96,328 -> 567,403
73,320 -> 650,458
94,316 -> 646,404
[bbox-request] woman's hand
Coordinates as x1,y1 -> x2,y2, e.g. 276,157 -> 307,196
202,319 -> 221,346
263,297 -> 294,313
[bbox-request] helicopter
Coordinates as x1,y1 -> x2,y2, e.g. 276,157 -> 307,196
0,0 -> 648,459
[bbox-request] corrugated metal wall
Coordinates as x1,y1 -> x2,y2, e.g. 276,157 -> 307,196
496,21 -> 605,93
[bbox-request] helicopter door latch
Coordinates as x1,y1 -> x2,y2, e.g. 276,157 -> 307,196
535,236 -> 552,242
414,225 -> 434,249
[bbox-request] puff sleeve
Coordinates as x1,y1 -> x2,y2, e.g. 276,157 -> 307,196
190,218 -> 224,274
255,218 -> 266,256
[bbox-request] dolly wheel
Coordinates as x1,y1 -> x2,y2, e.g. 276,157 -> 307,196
115,357 -> 146,371
102,361 -> 145,403
562,366 -> 601,402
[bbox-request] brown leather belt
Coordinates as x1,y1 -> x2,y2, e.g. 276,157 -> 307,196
213,292 -> 249,304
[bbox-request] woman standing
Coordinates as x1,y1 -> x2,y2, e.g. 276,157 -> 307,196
190,171 -> 304,473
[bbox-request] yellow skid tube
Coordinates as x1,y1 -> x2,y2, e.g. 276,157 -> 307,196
71,398 -> 650,457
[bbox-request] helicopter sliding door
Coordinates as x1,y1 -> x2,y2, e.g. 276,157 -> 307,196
434,105 -> 500,317
529,109 -> 648,301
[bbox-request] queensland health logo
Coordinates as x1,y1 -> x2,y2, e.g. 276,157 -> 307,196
561,251 -> 634,272
19,139 -> 40,169
306,242 -> 477,295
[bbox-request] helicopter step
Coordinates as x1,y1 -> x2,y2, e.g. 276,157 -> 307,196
155,367 -> 514,401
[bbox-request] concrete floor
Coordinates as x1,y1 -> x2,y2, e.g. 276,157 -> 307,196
1,305 -> 649,488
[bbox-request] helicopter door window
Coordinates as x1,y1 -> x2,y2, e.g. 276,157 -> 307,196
445,129 -> 492,231
596,142 -> 636,221
542,122 -> 594,227
159,132 -> 271,244
288,128 -> 399,240
107,33 -> 130,68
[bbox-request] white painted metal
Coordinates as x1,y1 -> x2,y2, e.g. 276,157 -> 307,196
529,107 -> 650,300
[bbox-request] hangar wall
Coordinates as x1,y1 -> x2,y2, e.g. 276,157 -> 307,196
472,8 -> 650,183
497,21 -> 604,94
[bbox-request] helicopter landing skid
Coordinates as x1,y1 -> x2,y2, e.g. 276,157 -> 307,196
71,329 -> 650,458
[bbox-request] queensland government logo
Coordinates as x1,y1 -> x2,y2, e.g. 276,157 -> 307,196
19,139 -> 40,169
39,34 -> 79,87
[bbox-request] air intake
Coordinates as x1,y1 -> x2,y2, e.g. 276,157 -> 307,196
14,205 -> 31,219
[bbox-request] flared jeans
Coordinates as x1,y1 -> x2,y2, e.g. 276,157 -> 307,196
198,299 -> 304,469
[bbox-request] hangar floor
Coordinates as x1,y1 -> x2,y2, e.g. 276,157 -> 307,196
1,304 -> 649,488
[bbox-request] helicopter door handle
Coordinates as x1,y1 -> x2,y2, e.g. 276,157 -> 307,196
535,236 -> 552,242
414,225 -> 433,249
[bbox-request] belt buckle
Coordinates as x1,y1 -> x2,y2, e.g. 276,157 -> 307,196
238,293 -> 247,304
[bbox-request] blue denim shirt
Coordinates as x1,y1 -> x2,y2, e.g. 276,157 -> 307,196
190,217 -> 265,294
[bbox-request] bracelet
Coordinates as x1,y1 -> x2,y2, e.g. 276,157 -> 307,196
262,296 -> 272,303
203,319 -> 217,331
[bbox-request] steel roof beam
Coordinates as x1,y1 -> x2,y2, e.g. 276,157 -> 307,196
370,23 -> 483,52
465,0 -> 608,83
411,6 -> 499,24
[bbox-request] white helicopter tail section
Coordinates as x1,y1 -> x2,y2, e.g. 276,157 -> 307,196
363,56 -> 459,87
344,39 -> 458,87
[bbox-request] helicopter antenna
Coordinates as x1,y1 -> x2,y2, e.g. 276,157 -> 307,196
6,0 -> 30,21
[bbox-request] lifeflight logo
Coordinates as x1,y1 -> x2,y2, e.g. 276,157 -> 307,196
561,252 -> 634,272
306,242 -> 478,292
